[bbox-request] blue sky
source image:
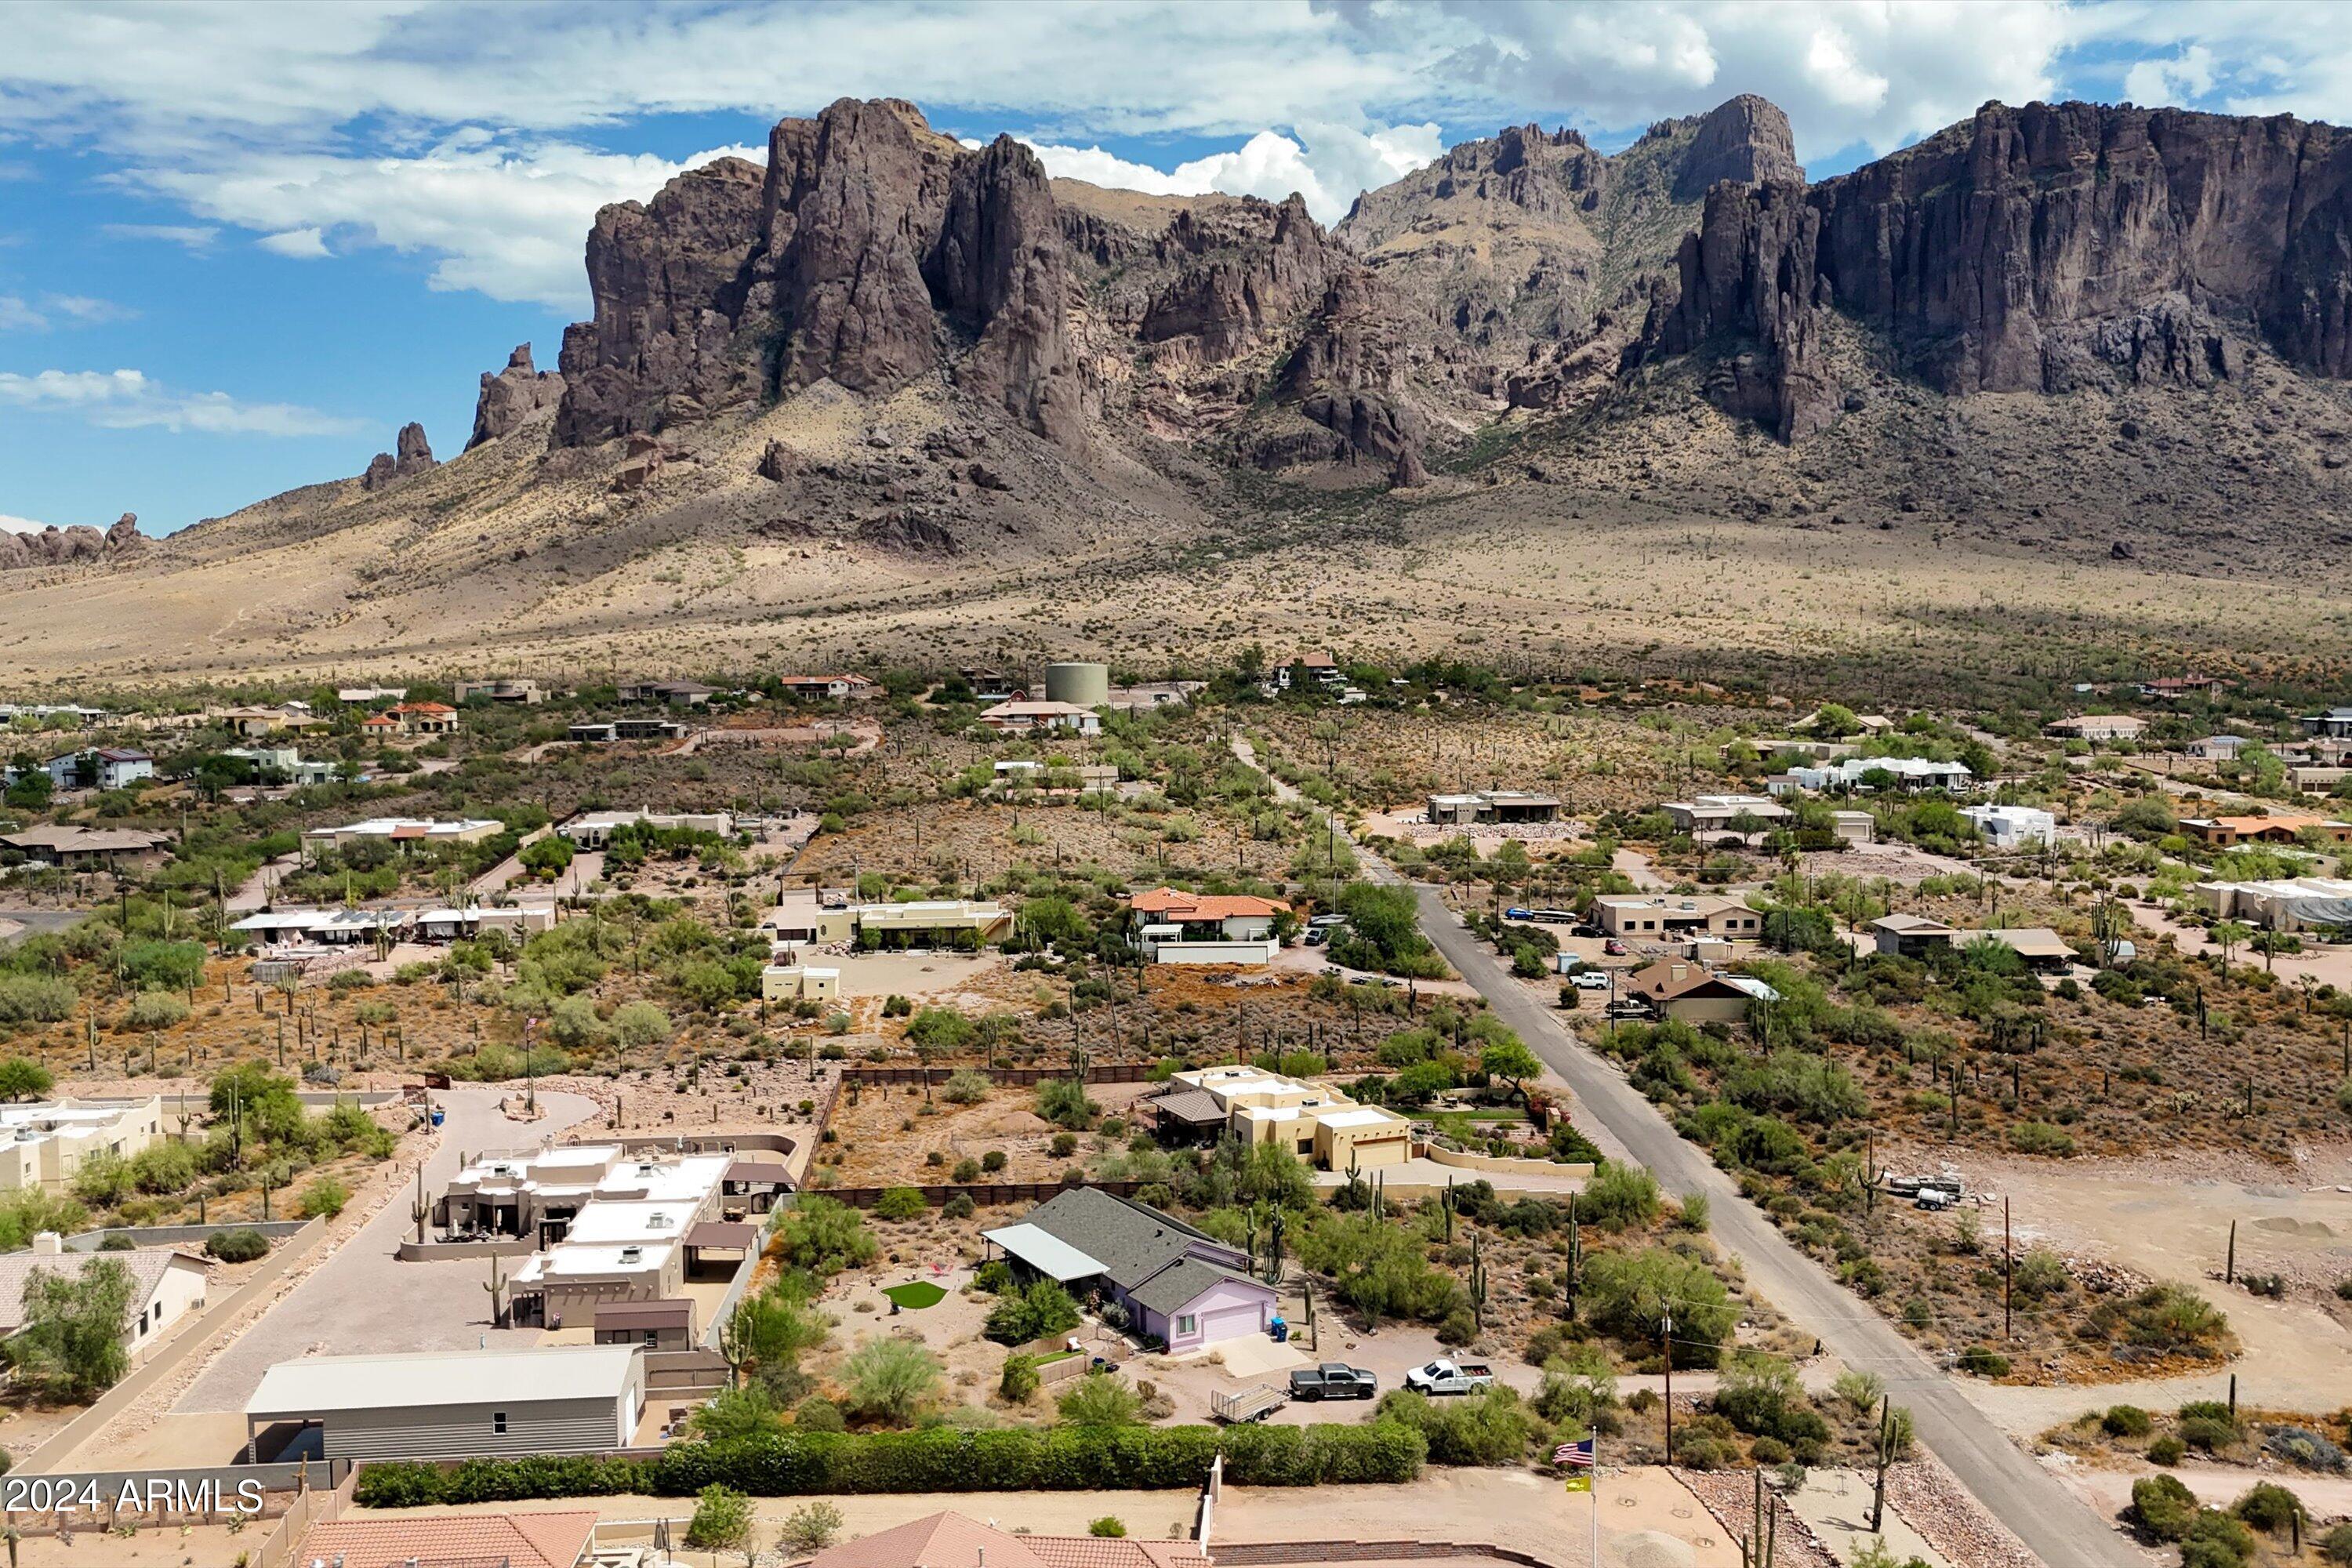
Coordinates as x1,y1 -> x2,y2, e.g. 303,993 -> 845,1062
2,0 -> 2346,538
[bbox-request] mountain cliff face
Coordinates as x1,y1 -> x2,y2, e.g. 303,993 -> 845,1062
1650,100 -> 2352,438
1335,96 -> 1798,410
470,344 -> 565,448
552,99 -> 1420,481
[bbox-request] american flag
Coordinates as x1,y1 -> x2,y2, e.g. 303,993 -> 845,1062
1553,1438 -> 1595,1469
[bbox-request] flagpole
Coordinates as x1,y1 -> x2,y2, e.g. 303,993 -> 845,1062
1590,1424 -> 1600,1568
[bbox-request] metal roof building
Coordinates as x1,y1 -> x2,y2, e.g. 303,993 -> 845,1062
244,1344 -> 645,1462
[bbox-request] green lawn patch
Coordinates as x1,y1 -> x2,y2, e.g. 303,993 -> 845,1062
883,1280 -> 947,1310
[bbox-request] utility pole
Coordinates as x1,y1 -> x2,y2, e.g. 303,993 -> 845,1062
1661,1307 -> 1674,1461
2003,1197 -> 2013,1342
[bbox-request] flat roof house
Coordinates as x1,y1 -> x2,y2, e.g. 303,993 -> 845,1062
1150,1063 -> 1412,1171
1425,789 -> 1564,826
982,1188 -> 1272,1353
0,1232 -> 209,1359
244,1344 -> 646,1462
1960,804 -> 2056,848
1592,895 -> 1763,942
2194,877 -> 2352,932
618,678 -> 717,706
300,816 -> 501,860
1787,757 -> 1976,793
853,898 -> 1013,946
2045,715 -> 2147,742
2184,735 -> 2252,761
557,808 -> 734,847
2301,708 -> 2352,739
0,1097 -> 162,1192
978,699 -> 1101,735
454,678 -> 547,705
1664,794 -> 1791,836
776,673 -> 879,700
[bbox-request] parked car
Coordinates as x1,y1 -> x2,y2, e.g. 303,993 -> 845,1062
1404,1359 -> 1494,1396
1504,907 -> 1535,921
1288,1362 -> 1379,1401
1602,1000 -> 1650,1020
1570,971 -> 1611,990
1304,927 -> 1327,947
1602,938 -> 1628,956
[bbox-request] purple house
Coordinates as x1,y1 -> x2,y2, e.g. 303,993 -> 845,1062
981,1189 -> 1275,1352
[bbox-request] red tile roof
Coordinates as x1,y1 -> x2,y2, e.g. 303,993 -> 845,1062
1127,886 -> 1289,920
296,1508 -> 598,1568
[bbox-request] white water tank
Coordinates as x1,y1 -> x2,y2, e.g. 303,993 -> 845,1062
1043,662 -> 1109,707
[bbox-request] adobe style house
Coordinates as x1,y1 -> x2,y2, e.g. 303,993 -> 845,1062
1425,789 -> 1564,826
981,1188 -> 1274,1352
616,678 -> 715,706
1143,1064 -> 1411,1170
2044,714 -> 2146,742
453,678 -> 546,704
1592,895 -> 1763,941
2181,814 -> 2352,848
775,673 -> 878,700
978,699 -> 1100,735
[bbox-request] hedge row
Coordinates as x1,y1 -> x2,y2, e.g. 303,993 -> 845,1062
353,1422 -> 1425,1507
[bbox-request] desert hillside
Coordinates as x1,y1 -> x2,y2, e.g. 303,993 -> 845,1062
6,92 -> 2351,694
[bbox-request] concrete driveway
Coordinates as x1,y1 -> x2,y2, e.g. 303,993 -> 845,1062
174,1085 -> 601,1414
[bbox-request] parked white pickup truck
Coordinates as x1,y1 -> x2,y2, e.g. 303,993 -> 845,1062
1404,1358 -> 1495,1395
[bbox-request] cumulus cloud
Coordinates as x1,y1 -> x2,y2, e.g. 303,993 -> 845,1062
134,135 -> 760,309
1027,121 -> 1443,223
0,368 -> 361,436
0,514 -> 50,534
0,296 -> 42,332
8,2 -> 2352,310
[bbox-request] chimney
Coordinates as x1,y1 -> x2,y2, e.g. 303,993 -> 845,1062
31,1231 -> 62,1255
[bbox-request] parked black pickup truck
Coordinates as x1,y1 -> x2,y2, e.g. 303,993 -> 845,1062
1287,1362 -> 1378,1401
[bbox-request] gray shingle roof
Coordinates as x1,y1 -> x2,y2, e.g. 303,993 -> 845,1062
1018,1188 -> 1236,1294
1126,1256 -> 1266,1317
0,1249 -> 200,1335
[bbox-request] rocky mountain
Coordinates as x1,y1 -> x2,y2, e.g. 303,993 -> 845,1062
0,513 -> 145,572
552,98 -> 1421,485
1335,96 -> 1799,412
361,422 -> 437,491
1647,100 -> 2352,439
469,344 -> 564,448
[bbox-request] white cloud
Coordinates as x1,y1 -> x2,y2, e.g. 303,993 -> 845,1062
100,223 -> 219,249
0,368 -> 361,437
0,514 -> 50,534
135,135 -> 761,309
2122,45 -> 2217,109
0,292 -> 136,330
256,227 -> 331,259
1029,121 -> 1443,223
6,2 -> 2352,311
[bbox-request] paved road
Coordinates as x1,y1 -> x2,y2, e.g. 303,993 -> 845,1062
1226,734 -> 2129,1568
1402,879 -> 2137,1568
176,1086 -> 600,1412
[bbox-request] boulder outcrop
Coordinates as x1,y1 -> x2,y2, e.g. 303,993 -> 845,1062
0,513 -> 147,572
468,344 -> 565,448
361,423 -> 437,491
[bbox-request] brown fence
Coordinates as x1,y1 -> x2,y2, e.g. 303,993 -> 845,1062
841,1063 -> 1160,1087
817,1178 -> 1153,1210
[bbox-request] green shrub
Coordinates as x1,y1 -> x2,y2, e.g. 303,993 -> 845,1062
2132,1474 -> 2199,1541
354,1422 -> 1426,1504
1581,1163 -> 1661,1232
1955,1345 -> 2009,1378
2148,1435 -> 2187,1465
2321,1523 -> 2352,1564
1373,1387 -> 1534,1466
2008,1121 -> 2076,1156
2182,1509 -> 2257,1568
1000,1355 -> 1040,1403
125,993 -> 190,1029
2102,1404 -> 2152,1438
297,1176 -> 351,1219
794,1397 -> 846,1433
2180,1416 -> 2238,1452
873,1188 -> 927,1221
986,1279 -> 1080,1345
2233,1482 -> 2303,1533
205,1229 -> 269,1262
982,1150 -> 1007,1174
1090,1517 -> 1127,1538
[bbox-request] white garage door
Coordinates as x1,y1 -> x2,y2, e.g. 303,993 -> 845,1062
1197,1302 -> 1262,1344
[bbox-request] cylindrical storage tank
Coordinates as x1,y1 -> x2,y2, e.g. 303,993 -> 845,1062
1043,662 -> 1110,707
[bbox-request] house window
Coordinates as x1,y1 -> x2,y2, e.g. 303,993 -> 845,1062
1177,1314 -> 1196,1335
492,1412 -> 509,1435
1296,1138 -> 1313,1156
